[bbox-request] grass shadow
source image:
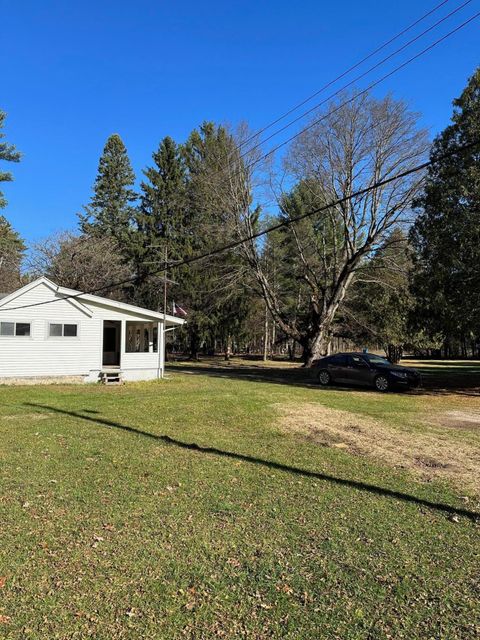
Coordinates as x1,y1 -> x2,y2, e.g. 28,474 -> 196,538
25,402 -> 480,523
167,362 -> 480,397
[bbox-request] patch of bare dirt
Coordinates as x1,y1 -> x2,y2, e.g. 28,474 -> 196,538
278,403 -> 480,494
433,410 -> 480,430
1,413 -> 52,421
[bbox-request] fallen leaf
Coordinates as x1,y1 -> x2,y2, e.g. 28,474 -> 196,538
227,558 -> 241,568
277,584 -> 293,595
0,577 -> 6,589
0,615 -> 11,624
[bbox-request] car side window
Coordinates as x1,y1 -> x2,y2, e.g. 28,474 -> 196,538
349,355 -> 368,367
330,355 -> 347,366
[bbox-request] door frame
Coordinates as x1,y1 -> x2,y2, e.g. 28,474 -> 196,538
102,320 -> 122,367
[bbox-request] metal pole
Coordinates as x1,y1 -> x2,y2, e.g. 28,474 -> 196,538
162,246 -> 167,378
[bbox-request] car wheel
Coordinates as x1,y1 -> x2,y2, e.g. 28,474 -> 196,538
318,370 -> 331,386
374,375 -> 389,392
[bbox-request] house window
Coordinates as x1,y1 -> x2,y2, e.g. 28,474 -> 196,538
0,321 -> 31,337
49,323 -> 78,337
64,324 -> 78,337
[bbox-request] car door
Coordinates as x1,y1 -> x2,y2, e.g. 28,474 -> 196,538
328,355 -> 350,382
346,355 -> 372,386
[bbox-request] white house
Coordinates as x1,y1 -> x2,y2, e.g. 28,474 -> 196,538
0,277 -> 185,383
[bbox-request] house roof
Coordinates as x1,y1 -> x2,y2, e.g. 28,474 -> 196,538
0,277 -> 186,326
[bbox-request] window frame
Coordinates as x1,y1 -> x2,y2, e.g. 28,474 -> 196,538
0,320 -> 32,338
47,322 -> 79,339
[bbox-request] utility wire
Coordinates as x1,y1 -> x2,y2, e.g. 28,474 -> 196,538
237,11 -> 480,176
2,138 -> 479,313
236,0 -> 452,152
197,7 -> 479,189
237,0 -> 473,162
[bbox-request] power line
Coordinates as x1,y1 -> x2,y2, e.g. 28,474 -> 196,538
236,0 -> 453,152
203,9 -> 479,187
238,11 -> 480,175
238,0 -> 473,162
2,137 -> 479,314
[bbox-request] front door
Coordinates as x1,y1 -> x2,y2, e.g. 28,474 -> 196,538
345,354 -> 371,386
103,321 -> 121,366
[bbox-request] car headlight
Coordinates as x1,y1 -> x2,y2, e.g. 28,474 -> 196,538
391,371 -> 408,378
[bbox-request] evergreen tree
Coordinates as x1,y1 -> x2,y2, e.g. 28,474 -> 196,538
410,67 -> 480,356
345,229 -> 415,362
0,112 -> 23,292
0,215 -> 25,292
80,134 -> 137,245
139,136 -> 187,248
133,137 -> 187,309
179,122 -> 251,358
0,109 -> 21,210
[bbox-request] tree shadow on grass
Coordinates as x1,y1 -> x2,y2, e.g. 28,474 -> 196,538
25,402 -> 479,523
167,363 -> 480,397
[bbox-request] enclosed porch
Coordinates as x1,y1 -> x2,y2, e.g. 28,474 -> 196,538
101,319 -> 166,382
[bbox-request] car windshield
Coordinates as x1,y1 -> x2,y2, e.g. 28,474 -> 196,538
364,354 -> 391,365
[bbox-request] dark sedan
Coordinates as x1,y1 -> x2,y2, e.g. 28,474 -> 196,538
313,352 -> 421,392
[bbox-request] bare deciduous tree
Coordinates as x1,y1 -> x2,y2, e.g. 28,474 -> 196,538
27,232 -> 131,298
225,91 -> 430,365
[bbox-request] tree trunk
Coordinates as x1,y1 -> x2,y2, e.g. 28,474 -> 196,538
387,344 -> 403,364
263,304 -> 269,362
287,339 -> 296,361
302,328 -> 331,367
224,334 -> 231,361
189,326 -> 200,361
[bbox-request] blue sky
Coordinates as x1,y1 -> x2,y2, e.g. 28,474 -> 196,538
1,0 -> 479,243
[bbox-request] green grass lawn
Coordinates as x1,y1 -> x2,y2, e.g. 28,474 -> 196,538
1,364 -> 479,639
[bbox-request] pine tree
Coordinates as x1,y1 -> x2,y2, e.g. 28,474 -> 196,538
179,122 -> 251,358
139,136 -> 187,247
345,229 -> 415,362
410,67 -> 480,356
80,134 -> 137,245
0,109 -> 21,210
133,136 -> 187,309
0,215 -> 25,292
0,111 -> 23,292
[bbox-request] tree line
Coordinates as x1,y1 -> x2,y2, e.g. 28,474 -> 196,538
1,67 -> 479,363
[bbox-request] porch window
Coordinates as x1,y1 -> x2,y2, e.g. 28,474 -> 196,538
49,323 -> 78,337
126,321 -> 158,353
0,321 -> 31,337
